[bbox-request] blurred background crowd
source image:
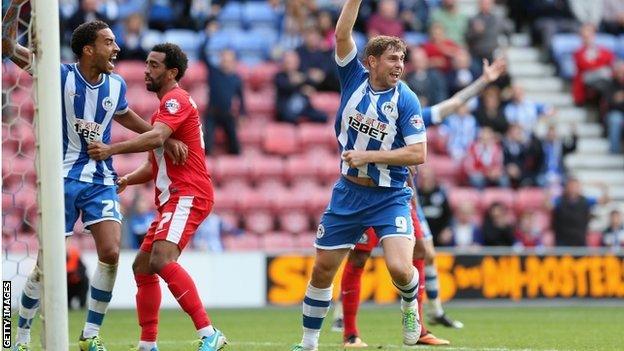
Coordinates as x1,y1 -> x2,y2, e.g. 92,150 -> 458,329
3,0 -> 624,253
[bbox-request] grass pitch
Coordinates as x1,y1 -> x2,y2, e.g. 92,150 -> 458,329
15,305 -> 624,351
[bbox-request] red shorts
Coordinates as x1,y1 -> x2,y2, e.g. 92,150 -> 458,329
354,206 -> 422,252
140,196 -> 213,253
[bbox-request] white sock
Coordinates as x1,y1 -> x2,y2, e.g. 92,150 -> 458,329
430,298 -> 444,317
83,261 -> 118,338
138,340 -> 157,350
333,300 -> 343,320
394,268 -> 418,311
198,325 -> 215,338
16,267 -> 42,345
301,284 -> 332,349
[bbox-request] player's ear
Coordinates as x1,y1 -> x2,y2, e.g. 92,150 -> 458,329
169,67 -> 178,81
83,44 -> 94,57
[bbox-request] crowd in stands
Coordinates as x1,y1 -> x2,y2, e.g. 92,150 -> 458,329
3,0 -> 624,252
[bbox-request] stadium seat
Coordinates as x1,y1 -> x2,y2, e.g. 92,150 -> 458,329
263,123 -> 298,155
278,210 -> 311,233
213,155 -> 251,184
423,156 -> 458,185
239,189 -> 273,212
294,232 -> 317,250
189,85 -> 208,114
261,232 -> 297,251
272,187 -> 308,212
447,187 -> 481,211
482,188 -> 515,211
243,2 -> 278,30
218,2 -> 244,30
586,231 -> 602,247
163,29 -> 202,61
243,210 -> 274,233
113,153 -> 148,176
306,186 -> 332,216
309,92 -> 341,117
249,156 -> 284,183
317,156 -> 341,185
246,62 -> 279,91
180,61 -> 208,90
213,187 -> 242,212
245,91 -> 276,115
514,187 -> 548,213
222,234 -> 260,251
297,123 -> 336,150
115,61 -> 146,85
404,31 -> 428,46
140,30 -> 164,53
238,119 -> 266,148
285,156 -> 320,184
618,35 -> 624,59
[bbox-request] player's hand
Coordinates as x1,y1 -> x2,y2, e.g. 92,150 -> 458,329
87,141 -> 113,160
341,150 -> 370,168
164,138 -> 188,165
116,176 -> 128,194
482,57 -> 506,83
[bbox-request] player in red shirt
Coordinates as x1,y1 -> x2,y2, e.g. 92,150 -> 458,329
88,43 -> 226,351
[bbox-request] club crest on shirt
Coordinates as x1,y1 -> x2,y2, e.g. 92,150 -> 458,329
101,97 -> 114,111
316,224 -> 325,239
410,115 -> 424,132
381,101 -> 396,117
165,98 -> 180,114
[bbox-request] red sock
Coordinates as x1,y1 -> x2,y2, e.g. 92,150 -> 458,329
413,258 -> 427,336
135,274 -> 161,342
158,262 -> 211,330
341,260 -> 364,339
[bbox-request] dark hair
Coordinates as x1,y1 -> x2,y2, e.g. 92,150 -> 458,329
151,43 -> 188,81
364,35 -> 406,61
70,20 -> 110,58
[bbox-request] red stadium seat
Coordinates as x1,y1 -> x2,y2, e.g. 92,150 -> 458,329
243,210 -> 275,234
422,156 -> 458,185
307,186 -> 332,216
222,234 -> 261,251
317,156 -> 341,185
239,189 -> 273,212
586,231 -> 602,247
297,123 -> 336,150
447,187 -> 481,211
245,91 -> 275,115
261,232 -> 296,251
310,92 -> 340,117
278,210 -> 311,234
238,119 -> 266,148
249,156 -> 285,183
514,187 -> 548,213
189,85 -> 208,114
213,155 -> 250,184
246,62 -> 279,91
213,187 -> 240,212
285,156 -> 320,184
263,123 -> 298,155
115,61 -> 145,85
482,188 -> 515,211
179,61 -> 208,90
294,232 -> 317,250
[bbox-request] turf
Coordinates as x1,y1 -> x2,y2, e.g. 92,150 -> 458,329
13,305 -> 624,351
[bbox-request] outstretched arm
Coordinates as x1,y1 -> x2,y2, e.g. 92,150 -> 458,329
88,122 -> 173,160
434,58 -> 506,120
335,0 -> 361,60
2,0 -> 33,70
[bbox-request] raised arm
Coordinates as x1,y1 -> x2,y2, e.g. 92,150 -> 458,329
335,0 -> 361,60
87,122 -> 173,161
434,58 -> 506,119
2,0 -> 33,70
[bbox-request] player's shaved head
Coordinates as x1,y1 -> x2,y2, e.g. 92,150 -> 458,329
151,43 -> 188,81
71,20 -> 110,58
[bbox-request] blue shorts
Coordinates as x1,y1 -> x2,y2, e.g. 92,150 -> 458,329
64,178 -> 122,235
315,177 -> 414,249
415,203 -> 433,240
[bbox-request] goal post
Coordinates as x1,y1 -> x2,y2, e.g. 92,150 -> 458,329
31,0 -> 68,349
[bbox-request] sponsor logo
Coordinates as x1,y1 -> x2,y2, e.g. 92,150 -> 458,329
347,113 -> 391,142
165,98 -> 180,114
316,224 -> 325,239
409,115 -> 424,133
101,97 -> 114,111
74,119 -> 103,142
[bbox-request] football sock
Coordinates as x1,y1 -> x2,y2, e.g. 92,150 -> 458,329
425,264 -> 444,317
341,261 -> 364,338
197,325 -> 216,339
137,340 -> 157,350
413,258 -> 427,336
301,284 -> 332,349
394,268 -> 419,311
158,262 -> 211,331
83,261 -> 117,338
135,273 -> 161,342
16,267 -> 42,345
332,297 -> 343,320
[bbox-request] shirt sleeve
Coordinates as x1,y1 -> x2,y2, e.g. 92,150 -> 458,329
422,105 -> 442,127
115,77 -> 129,115
398,87 -> 427,145
335,45 -> 367,91
154,92 -> 191,132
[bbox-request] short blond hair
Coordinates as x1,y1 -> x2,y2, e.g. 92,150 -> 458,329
364,36 -> 407,61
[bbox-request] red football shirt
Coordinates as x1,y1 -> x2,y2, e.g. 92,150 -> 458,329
149,86 -> 213,207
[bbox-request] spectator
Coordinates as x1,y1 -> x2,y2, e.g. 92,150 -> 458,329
317,10 -> 336,49
572,23 -> 615,105
398,0 -> 430,32
447,49 -> 478,96
503,123 -> 529,188
193,212 -> 242,252
602,209 -> 624,249
116,0 -> 148,21
482,202 -> 515,246
67,244 -> 89,310
569,0 -> 604,26
296,27 -> 339,92
65,0 -> 118,35
114,12 -> 148,61
200,49 -> 245,155
366,0 -> 404,38
504,84 -> 555,140
552,178 -> 608,246
405,47 -> 448,107
465,0 -> 511,69
128,194 -> 156,248
439,203 -> 482,248
421,22 -> 461,74
539,124 -> 577,187
439,103 -> 479,161
417,167 -> 453,243
463,127 -> 508,189
275,51 -> 328,124
605,60 -> 624,154
146,0 -> 195,31
601,0 -> 624,34
474,86 -> 509,135
430,0 -> 469,46
514,211 -> 544,248
530,0 -> 579,51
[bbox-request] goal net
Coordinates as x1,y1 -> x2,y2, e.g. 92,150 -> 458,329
2,0 -> 68,349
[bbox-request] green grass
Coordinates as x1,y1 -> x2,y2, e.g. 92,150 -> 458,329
13,305 -> 624,351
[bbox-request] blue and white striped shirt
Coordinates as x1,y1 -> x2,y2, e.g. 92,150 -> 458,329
60,63 -> 129,185
335,47 -> 426,188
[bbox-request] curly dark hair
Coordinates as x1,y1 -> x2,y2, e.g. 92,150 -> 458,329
151,43 -> 188,81
70,20 -> 110,58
